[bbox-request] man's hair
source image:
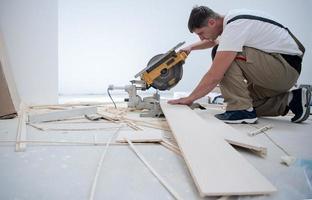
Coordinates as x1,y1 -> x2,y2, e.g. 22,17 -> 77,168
188,6 -> 220,33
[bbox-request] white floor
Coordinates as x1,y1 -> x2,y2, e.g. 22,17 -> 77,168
0,95 -> 311,200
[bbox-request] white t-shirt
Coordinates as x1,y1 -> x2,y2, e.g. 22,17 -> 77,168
217,9 -> 302,56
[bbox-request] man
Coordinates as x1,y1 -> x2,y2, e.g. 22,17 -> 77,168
168,6 -> 311,123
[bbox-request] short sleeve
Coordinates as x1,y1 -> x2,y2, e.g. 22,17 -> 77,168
217,20 -> 252,52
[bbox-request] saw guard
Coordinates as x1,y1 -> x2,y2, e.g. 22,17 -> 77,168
141,51 -> 187,90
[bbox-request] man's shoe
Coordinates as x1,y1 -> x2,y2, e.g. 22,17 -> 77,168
289,87 -> 311,123
215,109 -> 258,124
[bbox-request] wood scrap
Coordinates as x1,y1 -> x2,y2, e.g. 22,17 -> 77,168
124,120 -> 142,131
126,139 -> 183,200
124,118 -> 171,131
98,107 -> 169,131
96,113 -> 142,131
28,106 -> 97,123
248,124 -> 273,136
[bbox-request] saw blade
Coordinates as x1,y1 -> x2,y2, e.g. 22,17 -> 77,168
134,42 -> 185,78
147,54 -> 183,91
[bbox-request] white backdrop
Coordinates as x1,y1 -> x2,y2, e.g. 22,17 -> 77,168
0,0 -> 58,104
59,0 -> 312,95
0,0 -> 309,103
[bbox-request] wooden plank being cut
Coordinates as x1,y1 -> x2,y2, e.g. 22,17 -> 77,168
28,106 -> 97,123
197,111 -> 267,155
160,102 -> 276,197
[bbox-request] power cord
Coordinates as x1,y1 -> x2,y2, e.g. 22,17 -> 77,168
107,88 -> 117,109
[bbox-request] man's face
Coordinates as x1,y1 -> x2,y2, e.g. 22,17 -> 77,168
193,19 -> 220,41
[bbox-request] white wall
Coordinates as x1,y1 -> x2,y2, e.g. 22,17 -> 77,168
1,0 -> 310,99
59,0 -> 312,95
0,0 -> 58,104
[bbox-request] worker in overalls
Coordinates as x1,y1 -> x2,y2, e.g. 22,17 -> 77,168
169,6 -> 310,123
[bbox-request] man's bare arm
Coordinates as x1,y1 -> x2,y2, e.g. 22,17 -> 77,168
180,40 -> 217,55
168,51 -> 237,105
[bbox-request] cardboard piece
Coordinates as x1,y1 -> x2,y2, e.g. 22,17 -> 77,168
0,31 -> 20,118
0,62 -> 17,118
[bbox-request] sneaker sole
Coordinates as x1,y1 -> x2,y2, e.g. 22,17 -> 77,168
293,87 -> 311,123
223,117 -> 258,124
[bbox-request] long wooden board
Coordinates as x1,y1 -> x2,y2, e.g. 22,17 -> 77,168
160,102 -> 276,196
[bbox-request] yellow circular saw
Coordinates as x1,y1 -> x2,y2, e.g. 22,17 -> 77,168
134,42 -> 188,91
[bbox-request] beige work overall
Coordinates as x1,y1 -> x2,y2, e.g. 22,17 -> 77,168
220,47 -> 299,116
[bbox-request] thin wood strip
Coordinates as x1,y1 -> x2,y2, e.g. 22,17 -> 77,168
126,139 -> 183,200
161,140 -> 180,152
96,113 -> 142,131
28,123 -> 125,132
15,103 -> 27,152
89,126 -> 121,200
160,141 -> 182,156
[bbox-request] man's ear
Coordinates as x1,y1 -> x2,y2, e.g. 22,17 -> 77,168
208,19 -> 216,27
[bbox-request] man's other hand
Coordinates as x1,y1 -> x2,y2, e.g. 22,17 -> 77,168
168,97 -> 194,106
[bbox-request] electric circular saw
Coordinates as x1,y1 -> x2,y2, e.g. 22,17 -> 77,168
108,42 -> 187,117
134,41 -> 187,91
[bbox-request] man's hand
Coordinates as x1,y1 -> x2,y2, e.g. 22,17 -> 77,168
179,46 -> 192,55
168,96 -> 194,106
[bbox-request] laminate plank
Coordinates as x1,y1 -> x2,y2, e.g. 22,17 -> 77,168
160,102 -> 276,196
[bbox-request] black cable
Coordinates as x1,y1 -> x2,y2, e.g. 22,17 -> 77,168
107,88 -> 117,109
